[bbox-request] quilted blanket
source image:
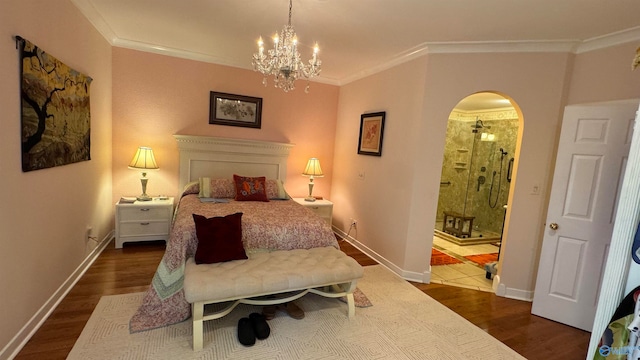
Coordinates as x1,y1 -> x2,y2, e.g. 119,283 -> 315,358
129,194 -> 338,332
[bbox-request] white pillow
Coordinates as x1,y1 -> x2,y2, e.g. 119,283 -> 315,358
198,177 -> 211,198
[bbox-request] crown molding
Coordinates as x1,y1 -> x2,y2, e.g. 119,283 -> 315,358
339,29 -> 640,85
449,108 -> 519,121
425,40 -> 580,54
72,0 -> 640,86
339,44 -> 430,85
576,26 -> 640,54
71,0 -> 118,43
113,39 -> 342,86
112,38 -> 240,67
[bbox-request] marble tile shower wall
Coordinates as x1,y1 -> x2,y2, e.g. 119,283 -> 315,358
436,110 -> 519,236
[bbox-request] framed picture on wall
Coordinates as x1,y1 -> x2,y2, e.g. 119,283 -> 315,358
209,91 -> 262,129
357,111 -> 386,156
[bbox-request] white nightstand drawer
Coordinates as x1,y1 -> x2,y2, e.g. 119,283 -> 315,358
119,220 -> 170,237
292,198 -> 333,225
119,206 -> 169,221
305,204 -> 332,218
115,197 -> 174,248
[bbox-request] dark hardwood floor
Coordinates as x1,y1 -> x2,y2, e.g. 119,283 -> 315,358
14,238 -> 590,360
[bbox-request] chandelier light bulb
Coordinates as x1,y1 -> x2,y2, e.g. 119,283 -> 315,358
257,37 -> 264,56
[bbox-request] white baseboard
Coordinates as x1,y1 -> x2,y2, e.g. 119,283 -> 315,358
333,227 -> 429,284
0,231 -> 113,360
504,288 -> 534,302
492,275 -> 533,302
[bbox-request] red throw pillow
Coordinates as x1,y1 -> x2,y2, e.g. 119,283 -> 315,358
233,175 -> 269,202
193,213 -> 247,264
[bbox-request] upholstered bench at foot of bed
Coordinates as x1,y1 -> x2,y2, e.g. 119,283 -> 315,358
183,246 -> 364,351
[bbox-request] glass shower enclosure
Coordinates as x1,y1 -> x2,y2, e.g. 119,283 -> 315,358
435,116 -> 517,245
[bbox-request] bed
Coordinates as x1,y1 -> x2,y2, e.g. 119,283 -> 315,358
129,135 -> 340,332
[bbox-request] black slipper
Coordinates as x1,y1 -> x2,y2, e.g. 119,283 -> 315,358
238,317 -> 256,346
249,312 -> 271,340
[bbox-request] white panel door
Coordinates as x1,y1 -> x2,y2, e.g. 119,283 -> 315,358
531,101 -> 636,331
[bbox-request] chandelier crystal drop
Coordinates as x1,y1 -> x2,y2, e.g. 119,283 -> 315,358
252,0 -> 321,93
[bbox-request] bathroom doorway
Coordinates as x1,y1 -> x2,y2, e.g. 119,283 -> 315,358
430,92 -> 519,292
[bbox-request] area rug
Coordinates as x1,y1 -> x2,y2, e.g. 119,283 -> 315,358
464,253 -> 499,267
431,248 -> 463,266
67,265 -> 524,360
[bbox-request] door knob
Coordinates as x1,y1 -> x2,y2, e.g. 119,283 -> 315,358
549,223 -> 558,230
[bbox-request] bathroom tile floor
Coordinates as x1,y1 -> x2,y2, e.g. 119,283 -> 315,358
430,236 -> 499,292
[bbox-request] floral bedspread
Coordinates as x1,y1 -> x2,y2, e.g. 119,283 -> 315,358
129,194 -> 338,332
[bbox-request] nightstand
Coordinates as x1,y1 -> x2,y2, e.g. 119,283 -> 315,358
293,198 -> 333,225
115,197 -> 174,248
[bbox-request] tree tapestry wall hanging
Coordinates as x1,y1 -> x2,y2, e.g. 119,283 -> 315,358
17,36 -> 92,172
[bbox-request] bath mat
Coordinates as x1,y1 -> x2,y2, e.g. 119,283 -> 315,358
464,253 -> 499,267
431,248 -> 463,266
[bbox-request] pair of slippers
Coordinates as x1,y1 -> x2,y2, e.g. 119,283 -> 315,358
263,302 -> 305,320
238,313 -> 270,346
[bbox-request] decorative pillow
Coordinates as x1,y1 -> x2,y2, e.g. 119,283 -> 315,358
233,175 -> 269,202
182,179 -> 236,198
193,213 -> 247,264
209,178 -> 236,198
198,177 -> 211,198
266,179 -> 291,200
182,181 -> 200,196
184,178 -> 287,199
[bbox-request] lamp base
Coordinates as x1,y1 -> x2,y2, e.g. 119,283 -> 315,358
304,196 -> 316,202
137,175 -> 152,201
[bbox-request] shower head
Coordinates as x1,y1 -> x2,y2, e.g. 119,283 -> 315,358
472,119 -> 484,129
471,118 -> 491,132
499,148 -> 508,157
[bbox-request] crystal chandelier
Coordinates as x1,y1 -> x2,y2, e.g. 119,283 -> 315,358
252,0 -> 321,93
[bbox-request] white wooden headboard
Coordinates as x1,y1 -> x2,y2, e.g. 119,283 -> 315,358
174,135 -> 295,191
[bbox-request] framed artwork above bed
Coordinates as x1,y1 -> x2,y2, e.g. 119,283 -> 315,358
209,92 -> 262,129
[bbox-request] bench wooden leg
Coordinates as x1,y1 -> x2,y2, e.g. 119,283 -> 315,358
192,302 -> 204,351
346,293 -> 355,318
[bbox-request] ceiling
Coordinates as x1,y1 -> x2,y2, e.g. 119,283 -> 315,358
72,0 -> 640,87
455,93 -> 514,112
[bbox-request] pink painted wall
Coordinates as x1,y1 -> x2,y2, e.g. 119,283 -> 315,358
335,45 -> 640,295
332,56 -> 429,278
112,48 -> 339,203
0,0 -> 112,355
568,42 -> 640,104
335,51 -> 576,292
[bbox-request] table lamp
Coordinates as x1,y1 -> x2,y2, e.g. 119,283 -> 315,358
128,146 -> 159,201
302,158 -> 323,202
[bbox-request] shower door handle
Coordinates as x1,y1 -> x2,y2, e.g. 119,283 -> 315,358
507,158 -> 514,183
549,223 -> 558,230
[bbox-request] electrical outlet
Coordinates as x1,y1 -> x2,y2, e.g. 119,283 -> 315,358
86,226 -> 97,242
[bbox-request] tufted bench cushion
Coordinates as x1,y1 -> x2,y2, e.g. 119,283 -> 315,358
184,246 -> 363,303
183,246 -> 364,350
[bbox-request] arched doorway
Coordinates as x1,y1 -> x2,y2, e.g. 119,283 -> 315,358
430,92 -> 520,292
